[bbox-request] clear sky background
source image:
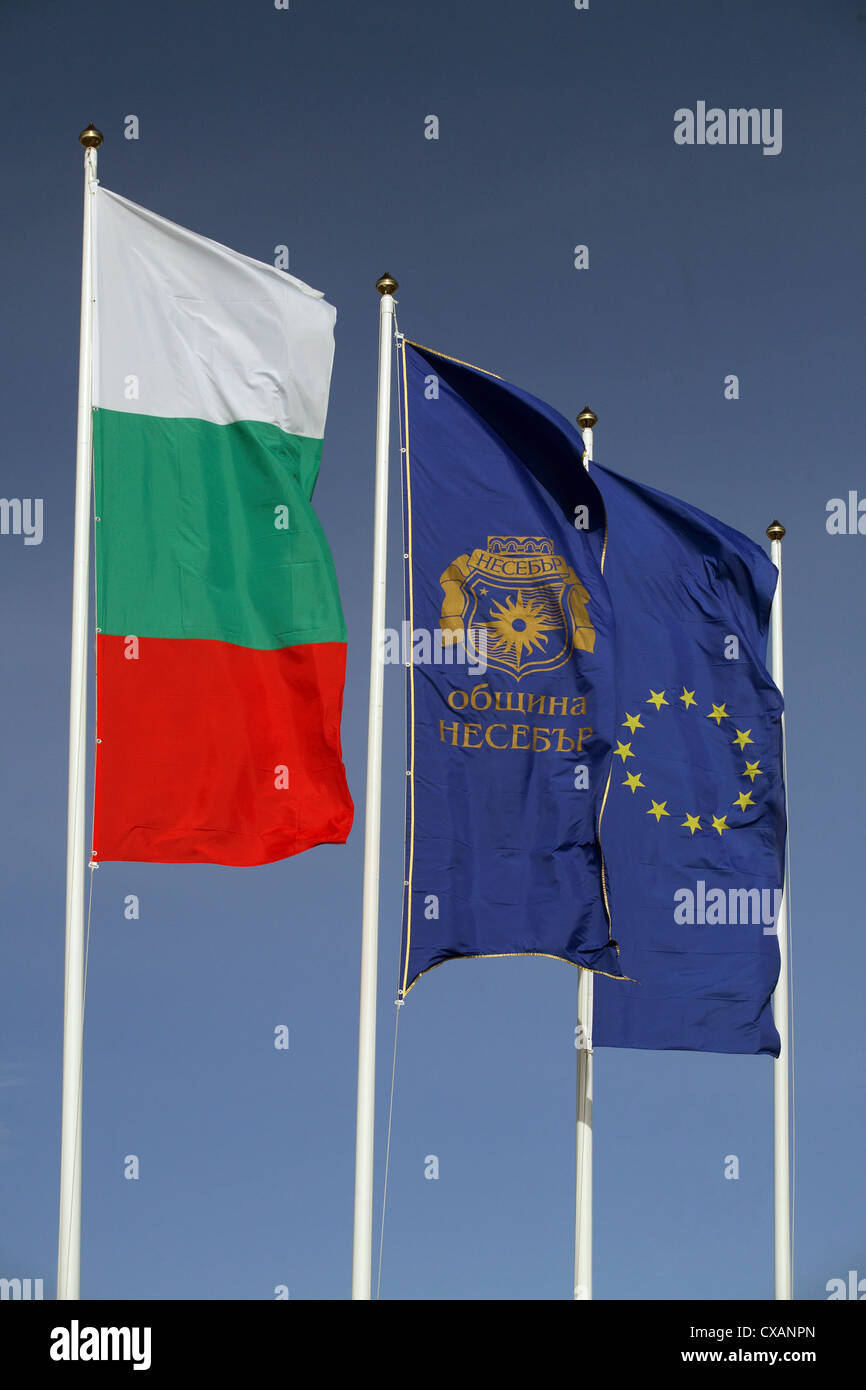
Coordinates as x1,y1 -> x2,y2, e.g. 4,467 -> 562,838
0,0 -> 863,1301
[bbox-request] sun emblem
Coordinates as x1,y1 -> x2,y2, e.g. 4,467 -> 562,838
484,590 -> 561,665
438,536 -> 595,679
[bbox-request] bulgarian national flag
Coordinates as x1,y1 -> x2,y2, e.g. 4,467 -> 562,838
91,189 -> 353,866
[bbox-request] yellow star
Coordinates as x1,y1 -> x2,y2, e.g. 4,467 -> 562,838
647,690 -> 668,710
679,688 -> 697,708
707,703 -> 729,725
614,740 -> 634,763
734,791 -> 755,811
647,800 -> 670,822
681,812 -> 702,835
622,771 -> 645,793
622,712 -> 644,733
743,760 -> 763,782
732,729 -> 754,750
711,814 -> 729,835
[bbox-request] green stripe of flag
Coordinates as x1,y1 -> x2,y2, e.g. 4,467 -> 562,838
94,408 -> 346,650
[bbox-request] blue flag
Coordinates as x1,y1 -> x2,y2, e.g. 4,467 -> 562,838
397,340 -> 784,1056
590,466 -> 785,1056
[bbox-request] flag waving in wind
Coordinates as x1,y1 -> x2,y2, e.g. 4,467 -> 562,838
398,340 -> 626,994
590,465 -> 785,1055
397,340 -> 784,1055
91,190 -> 353,866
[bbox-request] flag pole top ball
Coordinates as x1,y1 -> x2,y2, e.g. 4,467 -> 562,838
766,520 -> 786,541
79,123 -> 103,149
376,273 -> 398,296
576,405 -> 598,430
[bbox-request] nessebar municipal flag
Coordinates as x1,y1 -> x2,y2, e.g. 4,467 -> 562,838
92,189 -> 353,866
398,341 -> 626,993
397,341 -> 784,1056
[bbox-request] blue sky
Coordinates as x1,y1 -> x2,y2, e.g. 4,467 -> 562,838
0,0 -> 863,1299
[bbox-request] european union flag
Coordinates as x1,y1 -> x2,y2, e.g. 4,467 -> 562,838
397,341 -> 784,1056
590,466 -> 785,1056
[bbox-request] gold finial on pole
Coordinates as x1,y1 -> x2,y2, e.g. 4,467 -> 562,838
376,273 -> 398,296
79,123 -> 103,149
766,520 -> 786,542
576,405 -> 597,430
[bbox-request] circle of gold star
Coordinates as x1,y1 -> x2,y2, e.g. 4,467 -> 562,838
614,685 -> 766,835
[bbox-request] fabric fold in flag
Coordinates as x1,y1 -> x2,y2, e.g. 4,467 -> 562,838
91,188 -> 353,866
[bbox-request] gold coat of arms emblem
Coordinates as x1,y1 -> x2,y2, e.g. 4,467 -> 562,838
439,536 -> 595,680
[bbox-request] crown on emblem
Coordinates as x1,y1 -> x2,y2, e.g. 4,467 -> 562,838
486,536 -> 554,556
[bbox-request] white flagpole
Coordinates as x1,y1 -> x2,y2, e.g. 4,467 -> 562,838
767,520 -> 792,1300
351,273 -> 397,1299
573,405 -> 597,1301
57,123 -> 102,1302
